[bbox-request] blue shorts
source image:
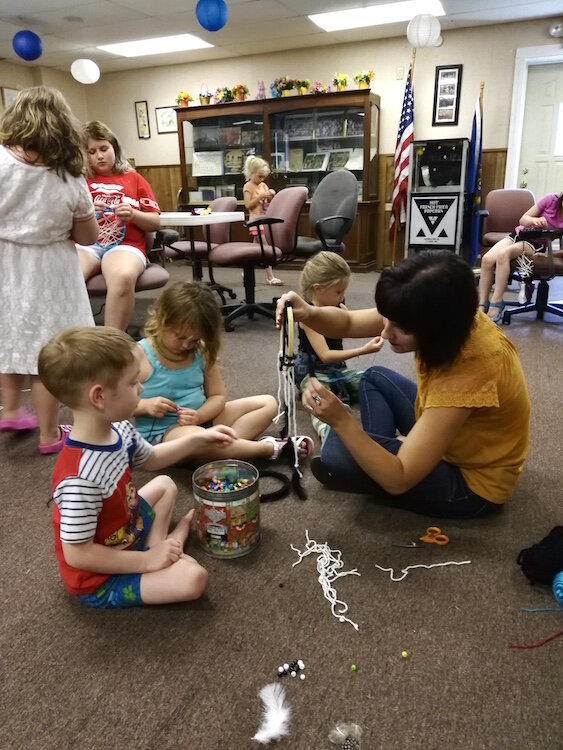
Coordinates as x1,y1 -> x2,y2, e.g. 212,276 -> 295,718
78,496 -> 155,609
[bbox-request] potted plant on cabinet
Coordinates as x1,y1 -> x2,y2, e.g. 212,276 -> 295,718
270,76 -> 295,97
353,70 -> 374,89
332,72 -> 350,92
199,85 -> 211,105
175,90 -> 194,107
295,78 -> 311,95
214,86 -> 235,104
231,83 -> 249,102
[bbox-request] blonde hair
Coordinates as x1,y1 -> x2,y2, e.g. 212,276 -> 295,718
244,155 -> 270,180
82,120 -> 133,176
38,327 -> 137,409
144,281 -> 223,368
0,86 -> 85,179
300,251 -> 351,302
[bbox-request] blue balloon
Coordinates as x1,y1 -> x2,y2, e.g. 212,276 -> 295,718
196,0 -> 228,32
12,30 -> 43,62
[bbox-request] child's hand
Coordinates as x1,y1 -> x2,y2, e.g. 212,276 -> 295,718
143,397 -> 177,418
113,202 -> 134,221
177,407 -> 200,426
143,538 -> 183,571
267,189 -> 275,199
94,198 -> 108,211
203,425 -> 237,446
531,216 -> 548,228
361,336 -> 385,355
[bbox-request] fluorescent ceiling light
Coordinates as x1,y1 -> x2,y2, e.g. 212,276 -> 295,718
97,34 -> 212,58
309,0 -> 445,32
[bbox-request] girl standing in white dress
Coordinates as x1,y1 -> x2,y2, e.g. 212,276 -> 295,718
0,86 -> 98,454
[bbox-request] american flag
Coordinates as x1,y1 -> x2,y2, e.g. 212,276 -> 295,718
389,65 -> 414,237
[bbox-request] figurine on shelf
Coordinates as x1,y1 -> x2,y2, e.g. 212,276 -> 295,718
256,80 -> 266,100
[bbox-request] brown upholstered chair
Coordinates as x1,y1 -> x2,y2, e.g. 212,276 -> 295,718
479,188 -> 536,250
167,196 -> 238,304
208,186 -> 308,331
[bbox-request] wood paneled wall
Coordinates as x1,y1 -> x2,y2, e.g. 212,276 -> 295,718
139,149 -> 507,270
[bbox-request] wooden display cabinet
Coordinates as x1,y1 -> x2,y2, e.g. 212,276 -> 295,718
175,89 -> 380,270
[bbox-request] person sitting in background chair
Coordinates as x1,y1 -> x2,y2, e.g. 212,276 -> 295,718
77,121 -> 161,331
478,192 -> 563,323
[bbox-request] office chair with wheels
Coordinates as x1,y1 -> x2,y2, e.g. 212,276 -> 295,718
503,228 -> 563,324
208,186 -> 308,330
294,169 -> 358,257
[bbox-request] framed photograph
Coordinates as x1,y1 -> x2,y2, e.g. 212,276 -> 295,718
285,114 -> 314,139
327,149 -> 352,171
192,151 -> 224,177
223,148 -> 244,174
135,101 -> 150,139
302,152 -> 329,172
1,87 -> 19,113
432,65 -> 463,127
316,114 -> 345,138
155,106 -> 177,134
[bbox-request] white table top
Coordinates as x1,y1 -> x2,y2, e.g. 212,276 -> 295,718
160,211 -> 245,227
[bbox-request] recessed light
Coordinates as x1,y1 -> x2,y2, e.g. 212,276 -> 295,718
309,0 -> 445,32
97,33 -> 212,58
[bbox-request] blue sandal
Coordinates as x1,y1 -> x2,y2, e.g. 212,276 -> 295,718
488,301 -> 505,324
478,303 -> 489,313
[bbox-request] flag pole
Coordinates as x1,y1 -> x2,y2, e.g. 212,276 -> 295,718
391,48 -> 416,267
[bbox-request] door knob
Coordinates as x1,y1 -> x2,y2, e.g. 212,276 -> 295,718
520,181 -> 527,188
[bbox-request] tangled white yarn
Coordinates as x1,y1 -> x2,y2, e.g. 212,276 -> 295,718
291,530 -> 360,631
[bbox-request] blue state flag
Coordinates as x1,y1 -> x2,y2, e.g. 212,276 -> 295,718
465,89 -> 483,267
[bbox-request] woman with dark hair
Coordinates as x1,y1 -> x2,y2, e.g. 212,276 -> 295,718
276,250 -> 530,519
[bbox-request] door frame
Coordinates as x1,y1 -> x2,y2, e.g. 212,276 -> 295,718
505,44 -> 563,188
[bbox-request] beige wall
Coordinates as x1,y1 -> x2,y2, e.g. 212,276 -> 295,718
1,18 -> 555,165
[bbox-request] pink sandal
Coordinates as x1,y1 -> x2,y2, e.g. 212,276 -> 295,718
39,424 -> 72,455
0,409 -> 38,433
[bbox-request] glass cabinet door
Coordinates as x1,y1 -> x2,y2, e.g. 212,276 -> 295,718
182,112 -> 263,201
269,105 -> 367,199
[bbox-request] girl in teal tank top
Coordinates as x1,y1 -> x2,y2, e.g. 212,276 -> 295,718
132,281 -> 313,462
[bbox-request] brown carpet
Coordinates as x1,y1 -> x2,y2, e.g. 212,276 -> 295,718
1,261 -> 562,750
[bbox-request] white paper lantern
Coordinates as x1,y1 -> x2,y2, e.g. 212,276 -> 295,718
407,14 -> 441,48
71,59 -> 100,85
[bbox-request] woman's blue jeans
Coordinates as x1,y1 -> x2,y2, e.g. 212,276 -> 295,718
320,366 -> 498,519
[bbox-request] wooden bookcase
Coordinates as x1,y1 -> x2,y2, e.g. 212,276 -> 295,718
175,89 -> 381,270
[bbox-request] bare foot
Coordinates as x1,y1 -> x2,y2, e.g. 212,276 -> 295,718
167,508 -> 195,548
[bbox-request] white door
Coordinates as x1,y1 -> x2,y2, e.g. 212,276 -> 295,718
517,63 -> 563,198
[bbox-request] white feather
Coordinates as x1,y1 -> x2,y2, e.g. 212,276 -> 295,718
252,682 -> 291,744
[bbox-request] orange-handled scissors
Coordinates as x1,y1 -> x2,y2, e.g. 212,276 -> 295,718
419,526 -> 449,546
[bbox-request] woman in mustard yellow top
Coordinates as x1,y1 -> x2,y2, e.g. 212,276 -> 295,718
276,250 -> 530,518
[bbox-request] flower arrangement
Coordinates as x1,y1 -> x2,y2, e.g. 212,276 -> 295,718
175,90 -> 194,105
309,81 -> 328,95
295,78 -> 311,90
270,76 -> 295,96
354,70 -> 374,85
214,86 -> 235,104
231,83 -> 249,99
199,84 -> 211,97
332,72 -> 349,88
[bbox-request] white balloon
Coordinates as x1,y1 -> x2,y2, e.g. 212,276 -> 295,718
407,14 -> 441,48
71,59 -> 100,85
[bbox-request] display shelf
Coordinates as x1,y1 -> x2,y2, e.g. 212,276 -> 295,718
176,89 -> 380,203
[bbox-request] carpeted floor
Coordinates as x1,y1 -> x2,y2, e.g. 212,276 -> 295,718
1,260 -> 562,750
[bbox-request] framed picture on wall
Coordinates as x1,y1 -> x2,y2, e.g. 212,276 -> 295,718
135,100 -> 151,139
155,106 -> 177,134
1,87 -> 19,113
432,65 -> 463,127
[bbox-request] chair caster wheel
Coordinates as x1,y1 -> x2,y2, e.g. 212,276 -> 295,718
228,291 -> 237,299
224,322 -> 235,332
